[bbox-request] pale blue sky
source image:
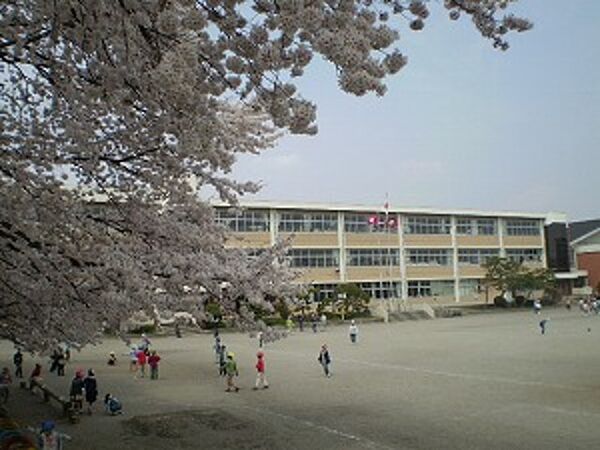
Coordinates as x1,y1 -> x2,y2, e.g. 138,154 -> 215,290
232,0 -> 600,221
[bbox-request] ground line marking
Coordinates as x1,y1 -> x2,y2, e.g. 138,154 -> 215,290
233,404 -> 396,450
264,348 -> 592,392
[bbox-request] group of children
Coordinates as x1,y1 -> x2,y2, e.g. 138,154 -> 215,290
213,331 -> 269,392
128,334 -> 162,380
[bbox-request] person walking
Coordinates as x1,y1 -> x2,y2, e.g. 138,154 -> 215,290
539,318 -> 549,335
29,363 -> 43,389
311,315 -> 318,333
317,344 -> 332,377
83,369 -> 98,415
298,315 -> 304,332
69,370 -> 85,414
136,348 -> 147,378
253,351 -> 269,390
49,349 -> 60,374
13,349 -> 23,379
533,299 -> 542,315
214,336 -> 222,364
348,320 -> 359,344
286,317 -> 294,333
56,351 -> 66,377
257,331 -> 264,349
148,350 -> 161,380
224,352 -> 240,392
218,344 -> 227,376
107,352 -> 117,366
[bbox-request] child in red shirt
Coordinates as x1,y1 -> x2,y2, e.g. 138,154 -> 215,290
253,351 -> 269,390
148,350 -> 161,380
136,350 -> 147,378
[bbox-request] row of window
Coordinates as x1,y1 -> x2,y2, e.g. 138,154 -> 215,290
347,249 -> 400,266
285,248 -> 543,267
310,282 -> 402,301
506,248 -> 543,262
310,280 -> 480,300
456,218 -> 496,236
215,208 -> 542,236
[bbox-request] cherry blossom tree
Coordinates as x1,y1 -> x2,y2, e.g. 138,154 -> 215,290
0,0 -> 531,351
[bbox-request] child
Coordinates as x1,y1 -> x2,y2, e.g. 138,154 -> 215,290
107,352 -> 117,366
83,369 -> 98,415
218,344 -> 227,376
253,351 -> 269,390
148,350 -> 161,380
348,320 -> 359,344
286,317 -> 294,333
539,318 -> 549,335
104,393 -> 123,415
69,370 -> 85,413
318,344 -> 331,377
224,352 -> 240,392
129,346 -> 138,372
36,420 -> 71,450
533,300 -> 542,315
214,336 -> 222,364
136,348 -> 147,378
29,363 -> 43,389
56,351 -> 66,377
13,349 -> 23,379
140,333 -> 151,355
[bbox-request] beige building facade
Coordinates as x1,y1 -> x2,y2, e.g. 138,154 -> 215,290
215,202 -> 549,305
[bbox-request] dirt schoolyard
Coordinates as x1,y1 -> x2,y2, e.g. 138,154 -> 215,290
2,308 -> 600,449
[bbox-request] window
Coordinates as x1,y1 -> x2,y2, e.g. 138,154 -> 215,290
408,280 -> 454,297
404,216 -> 451,235
456,218 -> 473,235
456,217 -> 497,236
347,248 -> 400,266
506,248 -> 543,263
505,219 -> 540,236
431,280 -> 455,296
287,249 -> 339,267
408,281 -> 431,297
458,248 -> 499,265
477,219 -> 497,235
406,249 -> 452,266
215,208 -> 269,232
459,279 -> 482,297
344,213 -> 397,233
311,284 -> 337,302
358,282 -> 401,299
279,211 -> 337,233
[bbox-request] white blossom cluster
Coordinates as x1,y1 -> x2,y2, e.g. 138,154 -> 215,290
0,0 -> 530,352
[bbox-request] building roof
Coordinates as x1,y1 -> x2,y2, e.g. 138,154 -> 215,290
571,227 -> 600,246
212,200 -> 560,220
569,219 -> 600,242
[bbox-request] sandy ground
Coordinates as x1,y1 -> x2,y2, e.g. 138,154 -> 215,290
1,308 -> 600,450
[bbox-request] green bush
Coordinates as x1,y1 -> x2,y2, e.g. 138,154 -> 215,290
263,317 -> 286,327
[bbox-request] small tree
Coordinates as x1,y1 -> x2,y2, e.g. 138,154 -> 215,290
334,283 -> 371,320
483,257 -> 524,299
483,257 -> 556,304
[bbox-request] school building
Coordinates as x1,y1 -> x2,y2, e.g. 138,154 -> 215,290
214,201 -> 558,306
